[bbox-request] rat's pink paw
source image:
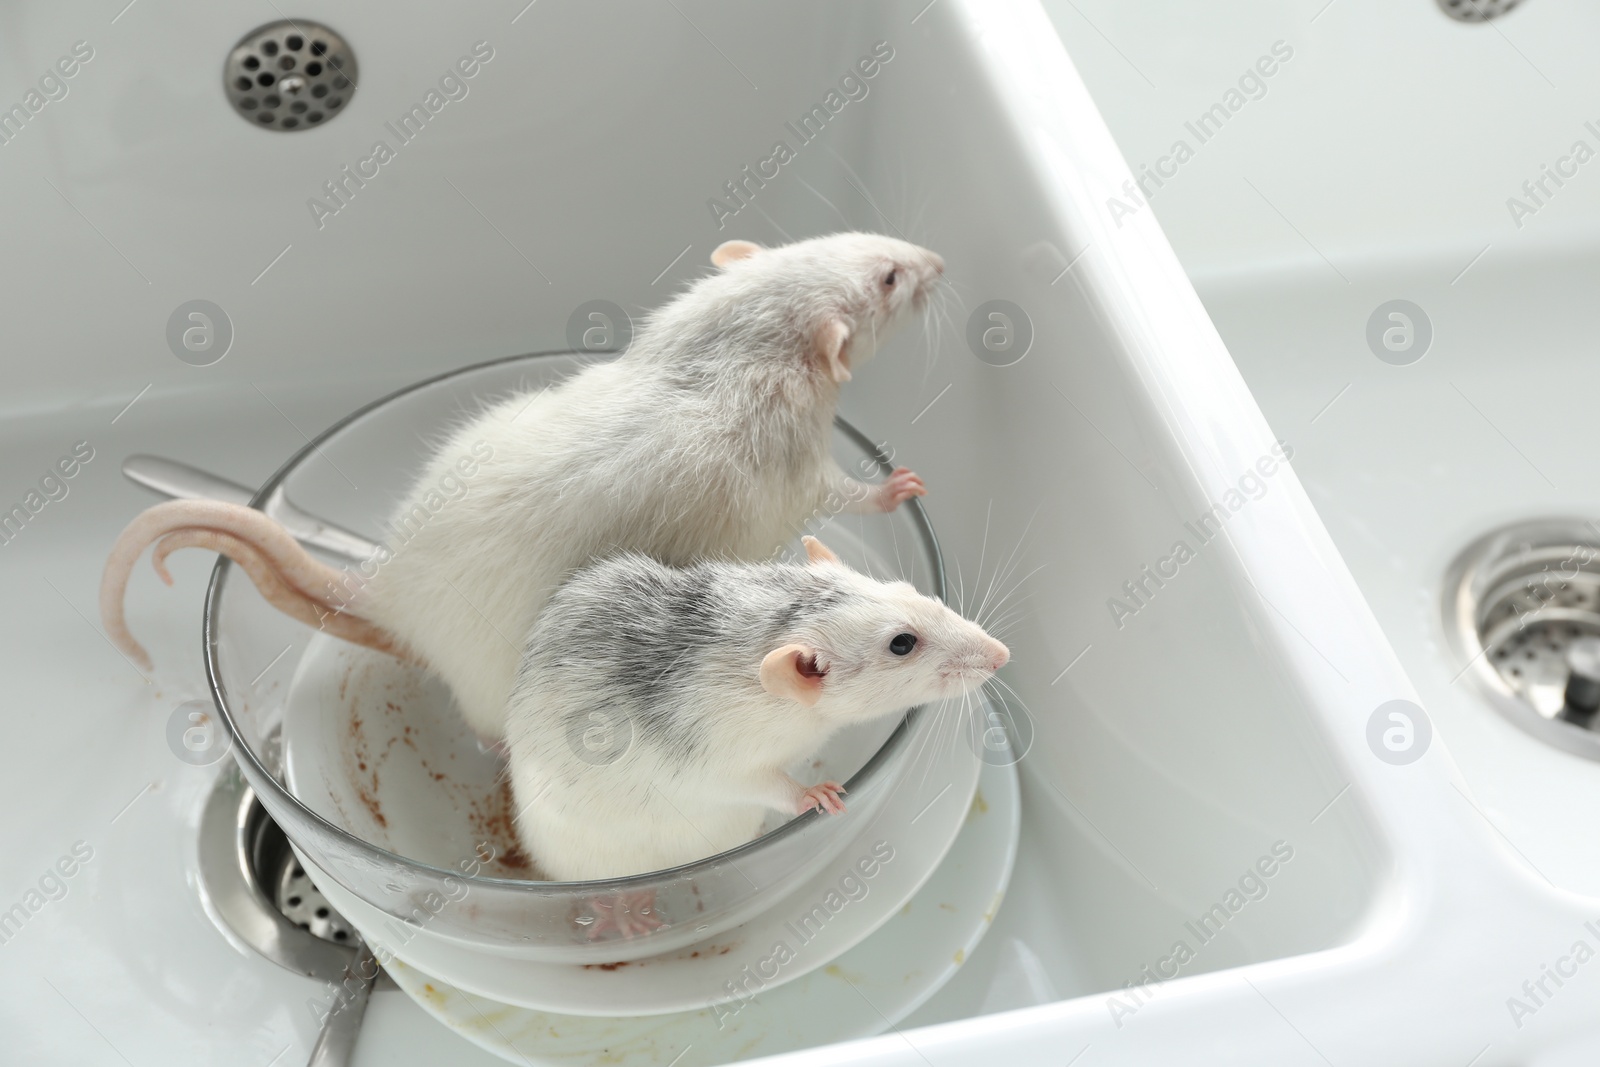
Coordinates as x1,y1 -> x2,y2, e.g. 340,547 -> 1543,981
877,468 -> 927,512
797,781 -> 848,815
580,889 -> 662,940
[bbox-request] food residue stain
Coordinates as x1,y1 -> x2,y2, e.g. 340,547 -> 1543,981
467,777 -> 533,873
824,963 -> 866,984
346,690 -> 389,829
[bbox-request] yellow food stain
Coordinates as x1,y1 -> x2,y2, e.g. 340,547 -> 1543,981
939,902 -> 957,912
900,901 -> 913,916
983,890 -> 1006,923
953,949 -> 965,965
968,789 -> 988,819
825,963 -> 867,984
420,982 -> 447,1007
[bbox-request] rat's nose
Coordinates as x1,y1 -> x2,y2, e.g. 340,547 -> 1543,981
929,252 -> 945,276
985,638 -> 1009,671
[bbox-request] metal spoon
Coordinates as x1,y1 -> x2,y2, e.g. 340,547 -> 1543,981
306,941 -> 380,1067
121,453 -> 380,561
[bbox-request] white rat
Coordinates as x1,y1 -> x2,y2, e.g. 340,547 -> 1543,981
101,233 -> 946,741
506,536 -> 1009,882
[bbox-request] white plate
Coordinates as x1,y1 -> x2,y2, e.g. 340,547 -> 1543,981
303,689 -> 984,1014
383,757 -> 1020,1065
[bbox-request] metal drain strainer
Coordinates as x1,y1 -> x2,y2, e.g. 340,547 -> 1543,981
1479,571 -> 1600,717
199,763 -> 383,1062
225,20 -> 356,131
1435,0 -> 1526,22
1445,518 -> 1600,759
267,827 -> 359,947
198,761 -> 357,981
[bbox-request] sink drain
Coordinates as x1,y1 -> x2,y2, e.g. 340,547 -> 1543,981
1444,519 -> 1600,759
1435,0 -> 1526,23
197,761 -> 358,981
224,20 -> 356,132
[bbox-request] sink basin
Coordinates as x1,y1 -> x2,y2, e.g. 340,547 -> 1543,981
6,0 -> 1596,1064
1204,256 -> 1600,899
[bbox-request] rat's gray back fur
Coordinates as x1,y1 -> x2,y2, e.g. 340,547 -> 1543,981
505,554 -> 851,880
503,548 -> 1007,882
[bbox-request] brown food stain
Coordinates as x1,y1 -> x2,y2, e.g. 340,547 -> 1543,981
335,650 -> 554,878
688,942 -> 734,959
467,777 -> 533,873
346,690 -> 389,829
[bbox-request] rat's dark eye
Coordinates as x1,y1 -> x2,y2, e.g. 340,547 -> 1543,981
889,632 -> 917,656
883,269 -> 898,287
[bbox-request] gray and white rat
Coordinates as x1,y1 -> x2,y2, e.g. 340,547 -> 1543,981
506,536 -> 1009,882
101,233 -> 946,742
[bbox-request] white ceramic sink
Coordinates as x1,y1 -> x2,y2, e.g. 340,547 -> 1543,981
3,0 -> 1595,1064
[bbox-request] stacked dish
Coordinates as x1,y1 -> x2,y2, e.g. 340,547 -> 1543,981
203,354 -> 1018,1052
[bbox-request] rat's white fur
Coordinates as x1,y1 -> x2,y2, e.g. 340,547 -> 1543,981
361,232 -> 944,740
98,233 -> 945,739
506,539 -> 1008,882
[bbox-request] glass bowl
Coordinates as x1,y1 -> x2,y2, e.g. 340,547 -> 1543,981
204,352 -> 948,965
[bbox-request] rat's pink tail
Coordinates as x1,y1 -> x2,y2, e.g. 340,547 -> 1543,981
100,499 -> 404,670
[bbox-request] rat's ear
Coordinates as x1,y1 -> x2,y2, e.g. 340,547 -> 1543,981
801,535 -> 842,566
711,240 -> 762,268
813,317 -> 852,384
759,644 -> 825,706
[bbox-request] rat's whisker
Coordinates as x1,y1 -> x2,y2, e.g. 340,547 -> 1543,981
974,503 -> 1044,626
982,600 -> 1032,636
910,707 -> 943,791
795,174 -> 850,228
989,673 -> 1032,713
986,677 -> 1036,757
987,624 -> 1025,648
976,557 -> 1046,635
977,563 -> 1048,631
906,699 -> 943,776
951,551 -> 968,617
974,500 -> 995,620
886,493 -> 908,582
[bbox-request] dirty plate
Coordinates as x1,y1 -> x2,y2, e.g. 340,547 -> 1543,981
301,685 -> 985,1014
385,757 -> 1019,1064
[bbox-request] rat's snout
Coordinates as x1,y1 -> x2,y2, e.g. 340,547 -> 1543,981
942,633 -> 1010,692
910,252 -> 944,311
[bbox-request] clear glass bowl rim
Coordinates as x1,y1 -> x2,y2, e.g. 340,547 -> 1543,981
202,349 -> 947,892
